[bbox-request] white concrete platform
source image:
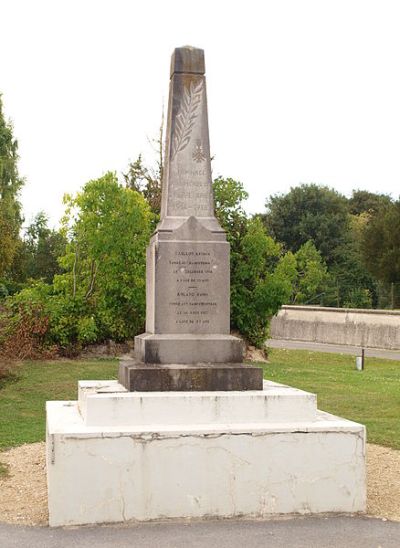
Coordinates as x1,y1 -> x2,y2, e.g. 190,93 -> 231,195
78,380 -> 317,426
46,381 -> 366,527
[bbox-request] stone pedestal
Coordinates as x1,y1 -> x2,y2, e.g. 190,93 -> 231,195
46,380 -> 366,527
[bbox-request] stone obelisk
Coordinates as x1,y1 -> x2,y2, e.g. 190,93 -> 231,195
119,46 -> 262,390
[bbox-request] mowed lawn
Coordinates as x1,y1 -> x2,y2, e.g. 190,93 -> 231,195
263,348 -> 400,450
0,349 -> 399,453
0,359 -> 118,450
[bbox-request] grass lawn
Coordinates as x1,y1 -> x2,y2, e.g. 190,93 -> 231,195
0,358 -> 118,450
0,349 -> 399,456
263,348 -> 400,450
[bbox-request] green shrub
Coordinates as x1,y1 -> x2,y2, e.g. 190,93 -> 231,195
214,178 -> 294,347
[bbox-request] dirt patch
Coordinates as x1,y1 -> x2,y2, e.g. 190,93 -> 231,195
0,442 -> 48,526
245,345 -> 268,362
367,443 -> 400,521
0,442 -> 399,526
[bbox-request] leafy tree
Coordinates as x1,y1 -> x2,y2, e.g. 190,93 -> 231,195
123,154 -> 162,218
213,177 -> 295,346
0,95 -> 24,276
328,212 -> 376,309
264,184 -> 349,265
231,217 -> 295,346
10,212 -> 66,285
361,201 -> 400,286
123,115 -> 164,218
348,190 -> 392,215
290,241 -> 329,305
53,172 -> 153,344
1,173 -> 154,355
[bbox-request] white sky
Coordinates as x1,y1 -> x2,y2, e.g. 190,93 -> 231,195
1,0 -> 400,228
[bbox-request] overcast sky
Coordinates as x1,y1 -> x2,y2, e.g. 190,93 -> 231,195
2,0 -> 400,228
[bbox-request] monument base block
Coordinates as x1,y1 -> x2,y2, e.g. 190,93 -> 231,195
119,359 -> 263,391
46,380 -> 366,527
134,333 -> 244,364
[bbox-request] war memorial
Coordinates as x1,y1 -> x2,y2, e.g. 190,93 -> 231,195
46,47 -> 366,526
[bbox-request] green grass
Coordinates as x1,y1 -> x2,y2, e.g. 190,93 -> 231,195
264,348 -> 400,450
0,350 -> 399,460
0,358 -> 118,450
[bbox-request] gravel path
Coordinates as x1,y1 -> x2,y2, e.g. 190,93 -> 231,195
0,442 -> 399,526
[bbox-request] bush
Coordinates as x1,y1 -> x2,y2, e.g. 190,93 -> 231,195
0,173 -> 153,357
213,178 -> 295,347
0,288 -> 58,360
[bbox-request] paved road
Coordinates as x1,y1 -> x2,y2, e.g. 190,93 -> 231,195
268,338 -> 400,361
1,516 -> 400,548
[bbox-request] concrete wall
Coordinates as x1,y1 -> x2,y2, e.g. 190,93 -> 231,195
270,305 -> 400,350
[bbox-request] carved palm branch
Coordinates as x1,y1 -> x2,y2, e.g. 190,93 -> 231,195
171,79 -> 203,160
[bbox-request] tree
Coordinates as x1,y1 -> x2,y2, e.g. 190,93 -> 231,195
12,212 -> 67,284
123,113 -> 164,218
348,190 -> 392,215
53,172 -> 154,344
361,201 -> 400,287
264,184 -> 349,265
213,177 -> 295,346
0,95 -> 24,276
290,241 -> 329,305
123,154 -> 162,218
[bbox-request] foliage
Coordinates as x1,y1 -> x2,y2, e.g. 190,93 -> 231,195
213,176 -> 249,238
361,201 -> 400,301
9,211 -> 67,287
262,184 -> 388,309
264,184 -> 349,265
123,114 -> 164,219
0,173 -> 153,355
213,177 -> 295,346
290,241 -> 329,304
0,284 -> 57,360
56,172 -> 153,344
342,288 -> 373,309
0,95 -> 24,277
123,154 -> 162,219
348,189 -> 392,215
231,217 -> 295,346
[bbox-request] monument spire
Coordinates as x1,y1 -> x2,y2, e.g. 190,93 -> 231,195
159,46 -> 223,233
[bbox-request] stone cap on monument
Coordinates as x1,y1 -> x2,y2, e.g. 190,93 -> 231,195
170,46 -> 205,77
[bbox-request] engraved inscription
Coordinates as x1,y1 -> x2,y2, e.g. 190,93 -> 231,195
168,249 -> 218,329
154,242 -> 229,335
168,165 -> 213,216
171,79 -> 204,160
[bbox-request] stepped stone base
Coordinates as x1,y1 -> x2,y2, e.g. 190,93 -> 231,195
118,359 -> 263,391
134,333 -> 244,364
46,380 -> 366,527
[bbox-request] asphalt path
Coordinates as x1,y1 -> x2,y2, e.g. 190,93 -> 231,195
268,338 -> 400,361
1,516 -> 400,548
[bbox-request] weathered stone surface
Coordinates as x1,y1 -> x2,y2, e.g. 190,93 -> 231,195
159,46 -> 221,233
145,231 -> 230,336
170,46 -> 205,76
134,333 -> 244,364
119,359 -> 263,391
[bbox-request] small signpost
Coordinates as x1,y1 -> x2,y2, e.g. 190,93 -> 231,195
356,348 -> 365,371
